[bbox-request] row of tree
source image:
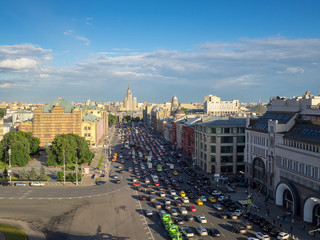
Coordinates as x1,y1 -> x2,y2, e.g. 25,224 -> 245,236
18,166 -> 47,181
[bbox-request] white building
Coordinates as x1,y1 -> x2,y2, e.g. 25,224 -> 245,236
245,91 -> 320,224
204,95 -> 239,116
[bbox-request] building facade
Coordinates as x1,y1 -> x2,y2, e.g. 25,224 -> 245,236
122,84 -> 137,112
204,95 -> 239,116
245,91 -> 320,224
194,117 -> 246,175
0,118 -> 3,141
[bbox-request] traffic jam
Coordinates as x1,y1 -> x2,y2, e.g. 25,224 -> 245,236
111,124 -> 287,240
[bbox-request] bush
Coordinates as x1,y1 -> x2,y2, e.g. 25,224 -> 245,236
56,171 -> 82,182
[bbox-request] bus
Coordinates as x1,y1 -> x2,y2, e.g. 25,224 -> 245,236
156,164 -> 162,172
112,153 -> 117,162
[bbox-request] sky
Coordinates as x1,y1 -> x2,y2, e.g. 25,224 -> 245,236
0,0 -> 320,104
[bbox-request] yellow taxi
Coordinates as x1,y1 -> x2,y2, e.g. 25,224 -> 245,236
195,199 -> 203,205
208,197 -> 216,203
179,191 -> 186,197
173,171 -> 178,176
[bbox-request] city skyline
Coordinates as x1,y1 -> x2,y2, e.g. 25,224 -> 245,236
1,0 -> 320,103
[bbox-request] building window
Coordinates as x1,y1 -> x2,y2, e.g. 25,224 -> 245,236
221,136 -> 233,143
292,161 -> 296,171
221,155 -> 233,163
298,163 -> 302,173
88,127 -> 91,130
318,168 -> 320,180
237,136 -> 245,143
281,158 -> 285,167
211,146 -> 216,153
211,136 -> 216,143
237,145 -> 245,153
84,126 -> 87,130
221,146 -> 233,153
88,133 -> 91,137
311,167 -> 315,178
211,128 -> 216,133
304,165 -> 308,175
224,128 -> 230,133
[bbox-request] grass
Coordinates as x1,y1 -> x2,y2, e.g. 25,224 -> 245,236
97,155 -> 104,169
0,223 -> 29,240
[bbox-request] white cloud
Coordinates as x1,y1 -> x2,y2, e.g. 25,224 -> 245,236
0,58 -> 38,69
39,74 -> 50,78
112,48 -> 135,51
277,67 -> 305,74
63,30 -> 91,46
0,83 -> 10,88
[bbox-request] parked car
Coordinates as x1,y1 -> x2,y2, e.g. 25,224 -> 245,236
196,226 -> 208,236
213,203 -> 223,211
30,182 -> 45,187
145,209 -> 153,217
277,232 -> 290,240
255,232 -> 271,240
196,215 -> 207,223
15,182 -> 27,187
184,214 -> 194,222
181,227 -> 194,237
96,180 -> 106,185
179,207 -> 188,215
208,228 -> 221,237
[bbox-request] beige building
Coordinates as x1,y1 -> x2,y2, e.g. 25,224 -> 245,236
0,118 -> 3,141
20,98 -> 82,146
204,95 -> 239,116
122,84 -> 137,112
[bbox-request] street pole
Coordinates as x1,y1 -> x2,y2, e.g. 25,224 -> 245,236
63,148 -> 66,185
76,158 -> 78,186
8,149 -> 11,183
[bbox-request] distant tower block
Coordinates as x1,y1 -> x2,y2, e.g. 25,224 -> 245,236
171,96 -> 179,114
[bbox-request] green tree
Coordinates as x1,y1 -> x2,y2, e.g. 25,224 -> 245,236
0,131 -> 40,167
123,115 -> 132,123
28,167 -> 38,181
46,133 -> 94,167
19,168 -> 28,181
181,107 -> 188,115
0,108 -> 6,118
108,114 -> 118,126
39,166 -> 47,181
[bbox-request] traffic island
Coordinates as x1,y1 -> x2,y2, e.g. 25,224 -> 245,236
0,223 -> 29,240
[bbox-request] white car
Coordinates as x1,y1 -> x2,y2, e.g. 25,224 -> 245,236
30,182 -> 44,187
181,227 -> 194,237
213,204 -> 223,211
255,232 -> 270,240
199,196 -> 207,202
196,226 -> 208,236
160,191 -> 166,197
164,198 -> 171,205
170,208 -> 178,216
218,195 -> 228,201
172,194 -> 179,200
170,190 -> 176,195
179,207 -> 188,215
247,238 -> 259,240
196,215 -> 207,223
145,209 -> 153,217
145,178 -> 150,183
212,190 -> 222,196
234,209 -> 244,216
277,232 -> 290,240
181,196 -> 189,203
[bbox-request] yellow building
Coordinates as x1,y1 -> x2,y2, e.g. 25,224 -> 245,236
82,114 -> 98,148
19,98 -> 82,146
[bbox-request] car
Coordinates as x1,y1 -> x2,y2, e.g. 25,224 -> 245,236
247,238 -> 259,240
96,180 -> 106,185
113,174 -> 118,179
179,207 -> 188,215
174,200 -> 183,206
154,201 -> 162,209
196,226 -> 208,236
199,196 -> 207,202
262,224 -> 274,233
0,181 -> 11,186
148,195 -> 156,202
170,190 -> 176,195
149,189 -> 156,195
15,182 -> 27,187
269,228 -> 281,237
218,195 -> 228,202
170,208 -> 178,216
254,216 -> 264,224
154,182 -> 160,186
188,205 -> 197,212
240,221 -> 253,229
181,227 -> 194,237
181,196 -> 189,203
234,209 -> 244,216
218,212 -> 228,219
30,182 -> 45,187
208,196 -> 216,203
233,223 -> 247,234
164,203 -> 171,210
139,194 -> 147,200
158,209 -> 167,218
226,212 -> 238,220
132,177 -> 137,182
173,171 -> 178,176
255,232 -> 270,240
144,178 -> 150,183
196,215 -> 207,223
195,199 -> 203,205
179,191 -> 186,197
229,204 -> 239,212
277,232 -> 290,240
212,190 -> 222,196
172,194 -> 179,200
164,198 -> 171,204
133,182 -> 141,187
174,217 -> 184,225
213,203 -> 223,211
145,209 -> 153,217
159,191 -> 166,197
208,228 -> 221,237
184,214 -> 194,222
119,169 -> 124,174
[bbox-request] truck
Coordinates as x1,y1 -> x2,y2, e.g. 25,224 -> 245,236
148,162 -> 152,169
169,164 -> 174,170
161,214 -> 182,240
156,164 -> 162,172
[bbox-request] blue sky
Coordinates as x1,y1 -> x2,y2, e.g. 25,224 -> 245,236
0,0 -> 320,104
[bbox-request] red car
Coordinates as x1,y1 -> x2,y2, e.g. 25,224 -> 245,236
133,182 -> 141,187
188,205 -> 197,212
154,182 -> 160,187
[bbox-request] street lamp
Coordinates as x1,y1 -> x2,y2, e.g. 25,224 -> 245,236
8,149 -> 11,183
63,148 -> 66,185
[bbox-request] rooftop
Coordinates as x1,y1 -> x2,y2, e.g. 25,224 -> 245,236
42,98 -> 75,113
251,112 -> 295,132
284,124 -> 320,144
200,116 -> 246,127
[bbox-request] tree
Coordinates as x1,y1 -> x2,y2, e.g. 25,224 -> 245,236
39,166 -> 47,181
0,108 -> 6,118
0,131 -> 40,166
108,114 -> 118,126
28,167 -> 38,181
19,168 -> 28,181
123,115 -> 132,123
181,107 -> 188,115
46,133 -> 94,167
